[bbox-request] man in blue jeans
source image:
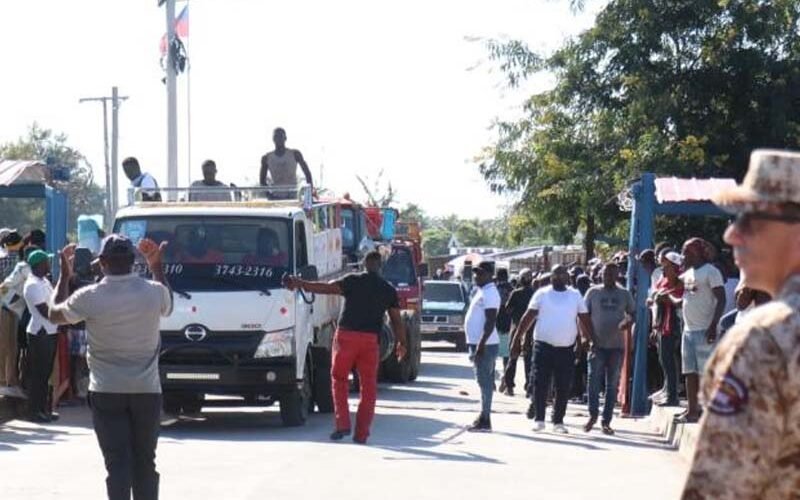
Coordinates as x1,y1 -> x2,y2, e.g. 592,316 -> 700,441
583,263 -> 634,434
464,262 -> 500,432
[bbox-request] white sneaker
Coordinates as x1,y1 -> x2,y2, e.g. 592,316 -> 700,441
0,386 -> 11,396
532,421 -> 546,432
552,423 -> 569,434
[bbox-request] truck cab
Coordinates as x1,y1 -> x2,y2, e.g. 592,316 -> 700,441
113,191 -> 343,426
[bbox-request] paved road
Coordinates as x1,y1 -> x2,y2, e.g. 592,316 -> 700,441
0,343 -> 687,499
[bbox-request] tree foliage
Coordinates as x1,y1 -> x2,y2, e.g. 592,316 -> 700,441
481,0 -> 800,254
0,124 -> 106,235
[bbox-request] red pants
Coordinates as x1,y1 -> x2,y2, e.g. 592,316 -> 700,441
331,329 -> 379,441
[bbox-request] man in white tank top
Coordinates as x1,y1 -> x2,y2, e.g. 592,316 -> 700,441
259,127 -> 313,199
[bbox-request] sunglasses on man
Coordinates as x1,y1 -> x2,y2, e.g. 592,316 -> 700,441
731,212 -> 800,234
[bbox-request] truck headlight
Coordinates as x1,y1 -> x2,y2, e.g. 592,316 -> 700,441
450,315 -> 464,325
254,329 -> 295,358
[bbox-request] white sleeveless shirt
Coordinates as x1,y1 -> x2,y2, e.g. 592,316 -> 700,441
265,150 -> 299,186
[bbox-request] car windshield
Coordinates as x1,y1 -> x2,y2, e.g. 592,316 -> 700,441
382,247 -> 416,286
115,216 -> 292,291
423,282 -> 464,304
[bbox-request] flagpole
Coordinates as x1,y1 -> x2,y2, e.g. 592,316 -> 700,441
166,0 -> 179,197
186,18 -> 192,186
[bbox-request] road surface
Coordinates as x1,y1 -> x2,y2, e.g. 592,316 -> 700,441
0,343 -> 687,499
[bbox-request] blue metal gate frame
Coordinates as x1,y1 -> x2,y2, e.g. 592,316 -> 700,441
626,173 -> 728,415
0,183 -> 68,276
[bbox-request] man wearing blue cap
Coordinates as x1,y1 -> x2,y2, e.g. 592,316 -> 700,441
48,235 -> 172,500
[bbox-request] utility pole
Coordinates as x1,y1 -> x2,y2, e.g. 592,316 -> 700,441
165,0 -> 179,196
111,87 -> 122,215
79,88 -> 128,226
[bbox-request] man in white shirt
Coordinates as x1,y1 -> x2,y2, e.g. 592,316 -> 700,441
680,237 -> 726,423
122,157 -> 161,202
511,265 -> 591,433
463,261 -> 500,432
22,250 -> 61,422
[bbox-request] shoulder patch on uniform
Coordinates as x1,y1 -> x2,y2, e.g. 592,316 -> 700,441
708,372 -> 749,416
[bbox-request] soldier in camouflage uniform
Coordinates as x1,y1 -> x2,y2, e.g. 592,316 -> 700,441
682,149 -> 800,499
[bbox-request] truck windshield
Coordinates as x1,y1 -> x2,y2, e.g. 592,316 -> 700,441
423,283 -> 464,304
114,216 -> 292,292
382,247 -> 416,287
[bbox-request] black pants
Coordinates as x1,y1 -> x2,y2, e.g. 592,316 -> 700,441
572,348 -> 588,398
26,333 -> 57,415
90,392 -> 162,500
505,333 -> 533,391
532,341 -> 575,424
658,334 -> 679,403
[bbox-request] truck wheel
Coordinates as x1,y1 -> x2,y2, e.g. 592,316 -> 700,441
312,348 -> 334,413
382,317 -> 414,383
455,334 -> 468,352
408,315 -> 422,381
280,361 -> 312,427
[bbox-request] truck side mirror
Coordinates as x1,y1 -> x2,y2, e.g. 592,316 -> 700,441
298,265 -> 318,281
417,263 -> 429,278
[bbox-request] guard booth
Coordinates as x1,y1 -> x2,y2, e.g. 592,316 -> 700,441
0,159 -> 69,274
624,173 -> 736,416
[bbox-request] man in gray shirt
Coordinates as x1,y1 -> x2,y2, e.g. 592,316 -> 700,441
49,235 -> 172,500
583,262 -> 634,435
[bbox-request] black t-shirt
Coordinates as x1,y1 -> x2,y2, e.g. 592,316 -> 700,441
495,281 -> 514,332
334,271 -> 399,334
507,285 -> 535,329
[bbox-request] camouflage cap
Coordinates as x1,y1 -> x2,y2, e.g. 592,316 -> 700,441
714,149 -> 800,213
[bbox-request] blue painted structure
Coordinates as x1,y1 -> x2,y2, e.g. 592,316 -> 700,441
626,173 -> 728,416
0,183 -> 68,276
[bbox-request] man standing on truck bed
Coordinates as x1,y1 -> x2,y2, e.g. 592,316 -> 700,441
283,250 -> 407,444
259,127 -> 313,199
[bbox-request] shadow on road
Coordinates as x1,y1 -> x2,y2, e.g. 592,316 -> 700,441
0,423 -> 77,451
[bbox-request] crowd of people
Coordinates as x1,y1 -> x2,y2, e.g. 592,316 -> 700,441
460,233 -> 766,434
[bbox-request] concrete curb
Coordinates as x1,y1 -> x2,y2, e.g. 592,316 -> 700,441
647,403 -> 700,461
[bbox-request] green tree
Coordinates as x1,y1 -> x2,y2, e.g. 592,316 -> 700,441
481,0 -> 800,257
0,124 -> 106,236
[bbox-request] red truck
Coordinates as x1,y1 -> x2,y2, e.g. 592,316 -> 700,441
330,197 -> 426,382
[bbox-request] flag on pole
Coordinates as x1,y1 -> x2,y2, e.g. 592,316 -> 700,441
160,4 -> 189,56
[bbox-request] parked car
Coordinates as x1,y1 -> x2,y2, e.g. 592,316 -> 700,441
420,280 -> 468,351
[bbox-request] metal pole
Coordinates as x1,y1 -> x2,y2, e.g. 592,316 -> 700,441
628,174 -> 655,416
111,86 -> 121,216
166,0 -> 179,195
79,90 -> 127,229
101,100 -> 111,225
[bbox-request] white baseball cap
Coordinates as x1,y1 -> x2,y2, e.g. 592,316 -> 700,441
0,227 -> 17,242
663,251 -> 683,266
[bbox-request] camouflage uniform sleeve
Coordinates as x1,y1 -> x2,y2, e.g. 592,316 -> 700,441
681,325 -> 787,500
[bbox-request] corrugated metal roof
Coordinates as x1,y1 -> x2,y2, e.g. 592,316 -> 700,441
654,177 -> 737,204
0,159 -> 47,186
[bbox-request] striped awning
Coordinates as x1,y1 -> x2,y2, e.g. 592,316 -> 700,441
654,177 -> 737,204
0,159 -> 47,186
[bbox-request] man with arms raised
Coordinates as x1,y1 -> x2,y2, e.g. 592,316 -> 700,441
48,236 -> 172,500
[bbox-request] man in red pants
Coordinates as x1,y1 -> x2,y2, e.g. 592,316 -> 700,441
283,250 -> 407,444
